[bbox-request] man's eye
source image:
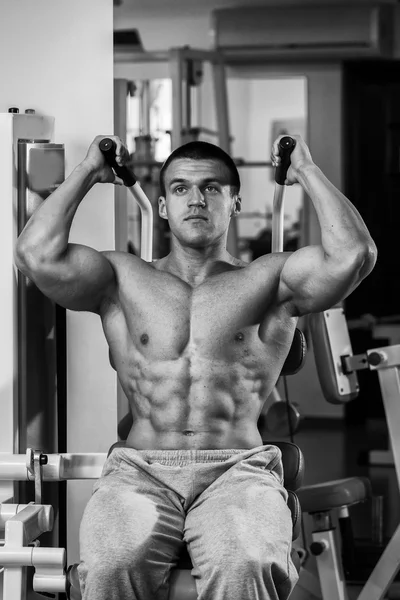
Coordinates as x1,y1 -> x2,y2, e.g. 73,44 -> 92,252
205,185 -> 217,193
175,186 -> 186,194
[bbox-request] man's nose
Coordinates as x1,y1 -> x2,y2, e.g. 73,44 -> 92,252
188,188 -> 205,206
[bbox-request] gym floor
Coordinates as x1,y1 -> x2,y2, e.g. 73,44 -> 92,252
259,417 -> 400,600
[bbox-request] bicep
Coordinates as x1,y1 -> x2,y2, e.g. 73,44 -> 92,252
18,243 -> 116,313
277,245 -> 364,316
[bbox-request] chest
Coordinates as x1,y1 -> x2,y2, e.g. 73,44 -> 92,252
107,268 -> 291,365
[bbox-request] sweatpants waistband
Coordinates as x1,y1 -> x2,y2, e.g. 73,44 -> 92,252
135,448 -> 248,466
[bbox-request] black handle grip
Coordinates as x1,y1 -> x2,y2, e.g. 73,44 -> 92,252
99,138 -> 136,187
275,136 -> 296,185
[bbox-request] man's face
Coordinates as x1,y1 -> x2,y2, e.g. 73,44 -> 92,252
158,158 -> 241,248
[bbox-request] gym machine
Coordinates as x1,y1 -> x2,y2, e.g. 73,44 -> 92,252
0,109 -> 66,597
293,308 -> 400,600
1,124 -> 399,600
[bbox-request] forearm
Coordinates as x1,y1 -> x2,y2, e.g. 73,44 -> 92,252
15,162 -> 98,265
297,163 -> 376,261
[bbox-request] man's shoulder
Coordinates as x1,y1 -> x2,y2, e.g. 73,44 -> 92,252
224,252 -> 290,276
101,249 -> 151,273
251,252 -> 292,270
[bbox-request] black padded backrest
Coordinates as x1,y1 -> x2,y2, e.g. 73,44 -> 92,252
265,440 -> 304,491
263,441 -> 304,542
280,328 -> 307,376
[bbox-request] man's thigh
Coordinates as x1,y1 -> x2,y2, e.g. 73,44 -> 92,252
184,455 -> 294,579
79,457 -> 186,570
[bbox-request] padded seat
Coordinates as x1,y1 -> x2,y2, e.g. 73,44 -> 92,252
297,476 -> 372,514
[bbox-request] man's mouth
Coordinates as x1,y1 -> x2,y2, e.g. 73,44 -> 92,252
185,215 -> 208,221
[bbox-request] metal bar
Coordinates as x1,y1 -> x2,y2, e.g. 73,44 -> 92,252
0,453 -> 107,481
0,504 -> 50,529
341,353 -> 369,374
115,47 -> 223,65
184,63 -> 191,131
114,51 -> 170,64
211,55 -> 239,257
5,504 -> 53,545
114,78 -> 132,464
272,184 -> 285,252
357,522 -> 400,600
171,47 -> 222,63
2,503 -> 51,600
127,185 -> 153,262
3,562 -> 25,600
212,58 -> 230,152
0,546 -> 65,568
376,367 -> 400,491
312,530 -> 349,600
169,48 -> 184,150
114,79 -> 129,253
139,81 -> 151,136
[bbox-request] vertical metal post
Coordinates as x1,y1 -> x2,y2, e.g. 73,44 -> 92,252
212,56 -> 239,257
113,79 -> 129,253
312,529 -> 349,600
376,367 -> 400,490
139,80 -> 151,136
113,79 -> 131,432
169,48 -> 184,150
212,57 -> 230,152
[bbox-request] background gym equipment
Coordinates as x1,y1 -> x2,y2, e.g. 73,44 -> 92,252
293,308 -> 400,600
0,110 -> 67,576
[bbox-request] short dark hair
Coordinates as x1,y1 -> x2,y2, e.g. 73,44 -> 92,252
159,141 -> 240,197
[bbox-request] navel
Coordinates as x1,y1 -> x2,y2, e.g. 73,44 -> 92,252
234,332 -> 245,342
140,333 -> 149,345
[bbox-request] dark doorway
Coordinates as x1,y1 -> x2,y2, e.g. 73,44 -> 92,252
343,60 -> 400,424
343,60 -> 400,320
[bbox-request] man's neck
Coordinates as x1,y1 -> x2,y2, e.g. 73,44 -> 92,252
160,245 -> 235,286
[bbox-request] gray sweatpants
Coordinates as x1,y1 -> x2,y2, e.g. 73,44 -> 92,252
78,444 -> 299,600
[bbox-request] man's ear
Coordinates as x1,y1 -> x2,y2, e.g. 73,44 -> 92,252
158,196 -> 168,220
231,195 -> 242,217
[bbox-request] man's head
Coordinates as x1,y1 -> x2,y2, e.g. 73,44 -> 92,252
158,141 -> 241,250
159,141 -> 240,197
